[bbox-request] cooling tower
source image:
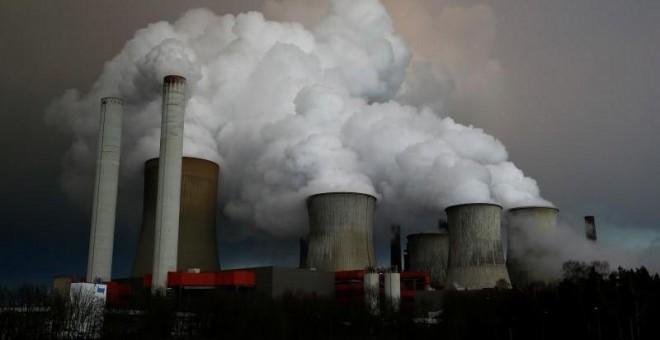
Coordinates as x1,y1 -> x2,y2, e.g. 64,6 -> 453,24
585,216 -> 597,241
152,75 -> 186,292
132,157 -> 220,278
86,97 -> 123,283
305,192 -> 376,271
406,232 -> 449,288
445,203 -> 511,289
506,206 -> 558,286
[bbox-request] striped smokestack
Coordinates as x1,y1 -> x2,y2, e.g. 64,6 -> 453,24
152,75 -> 186,292
86,97 -> 123,283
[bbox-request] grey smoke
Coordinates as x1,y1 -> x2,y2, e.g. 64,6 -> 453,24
508,215 -> 660,278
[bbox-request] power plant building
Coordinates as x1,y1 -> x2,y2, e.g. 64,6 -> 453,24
406,232 -> 449,288
86,97 -> 123,283
305,192 -> 376,272
506,206 -> 558,286
445,203 -> 510,289
133,157 -> 221,278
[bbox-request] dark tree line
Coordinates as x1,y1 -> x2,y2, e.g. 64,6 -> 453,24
1,262 -> 660,339
441,261 -> 660,340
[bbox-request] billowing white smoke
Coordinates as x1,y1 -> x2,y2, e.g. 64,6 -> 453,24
45,0 -> 550,237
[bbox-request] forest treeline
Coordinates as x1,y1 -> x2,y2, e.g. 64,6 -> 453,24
1,261 -> 659,339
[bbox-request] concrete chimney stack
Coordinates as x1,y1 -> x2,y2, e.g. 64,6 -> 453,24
390,225 -> 402,271
585,216 -> 597,241
152,75 -> 186,292
86,97 -> 123,283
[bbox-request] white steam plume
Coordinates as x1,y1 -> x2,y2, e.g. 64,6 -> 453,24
508,216 -> 660,278
45,0 -> 550,238
262,0 -> 503,119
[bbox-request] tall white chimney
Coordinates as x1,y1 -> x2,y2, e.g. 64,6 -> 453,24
152,75 -> 186,292
86,97 -> 123,283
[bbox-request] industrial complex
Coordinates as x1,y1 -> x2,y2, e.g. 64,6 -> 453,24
57,74 -> 599,310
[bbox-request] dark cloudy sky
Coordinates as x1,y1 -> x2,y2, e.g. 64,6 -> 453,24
1,0 -> 658,287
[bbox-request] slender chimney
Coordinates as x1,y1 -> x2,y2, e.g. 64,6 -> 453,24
585,216 -> 597,241
299,237 -> 308,269
403,249 -> 409,272
390,225 -> 401,271
86,97 -> 123,283
152,75 -> 186,292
